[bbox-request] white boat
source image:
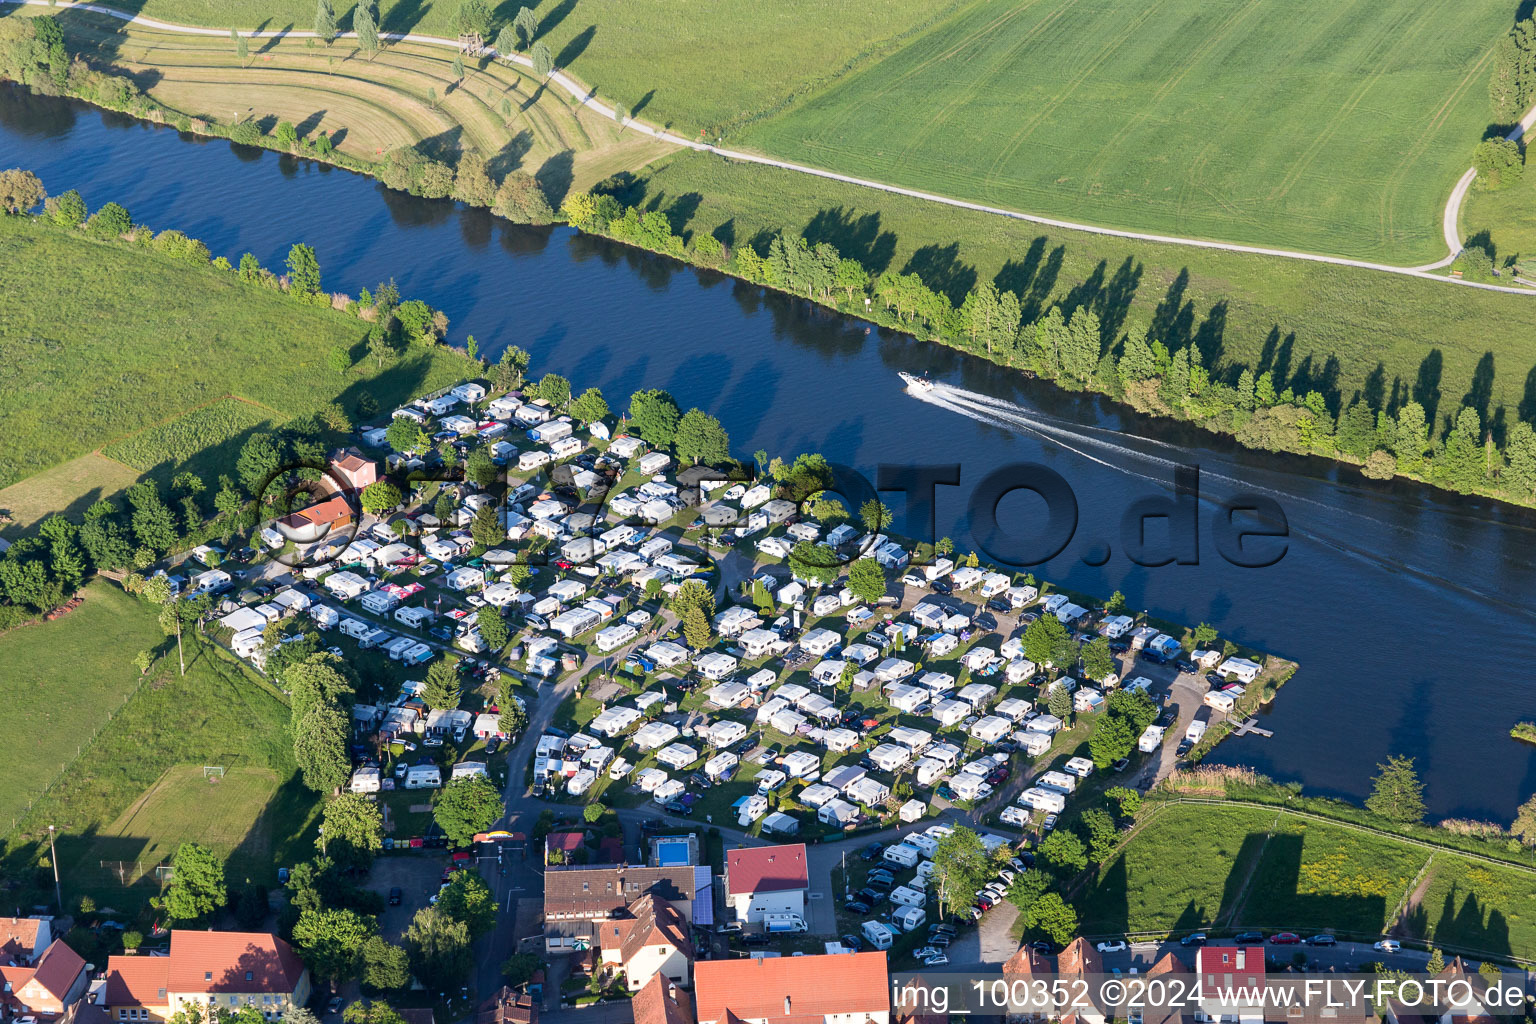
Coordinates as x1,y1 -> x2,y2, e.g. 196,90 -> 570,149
899,371 -> 935,394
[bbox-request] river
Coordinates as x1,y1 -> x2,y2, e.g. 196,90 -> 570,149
4,86 -> 1535,820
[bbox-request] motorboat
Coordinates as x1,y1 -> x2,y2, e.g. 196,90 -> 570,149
899,371 -> 935,393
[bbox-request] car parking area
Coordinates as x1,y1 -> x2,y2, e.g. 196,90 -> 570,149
367,853 -> 453,938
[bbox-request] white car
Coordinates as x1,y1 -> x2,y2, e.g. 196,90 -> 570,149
914,946 -> 942,959
1096,940 -> 1128,953
1373,939 -> 1401,953
922,954 -> 949,967
901,574 -> 927,587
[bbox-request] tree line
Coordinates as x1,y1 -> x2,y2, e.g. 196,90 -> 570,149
560,188 -> 1536,507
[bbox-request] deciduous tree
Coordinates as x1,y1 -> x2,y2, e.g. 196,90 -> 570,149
433,775 -> 501,845
1365,755 -> 1425,823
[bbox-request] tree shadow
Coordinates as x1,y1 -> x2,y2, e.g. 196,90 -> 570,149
1414,349 -> 1444,429
295,108 -> 328,139
556,25 -> 596,70
1462,351 -> 1496,424
486,129 -> 534,178
535,0 -> 577,41
630,88 -> 655,119
801,206 -> 897,275
535,149 -> 575,208
902,243 -> 976,307
256,26 -> 293,55
379,0 -> 432,35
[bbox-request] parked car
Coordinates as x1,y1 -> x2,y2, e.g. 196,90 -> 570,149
1041,813 -> 1059,832
1111,757 -> 1131,772
1179,933 -> 1208,947
986,598 -> 1012,612
923,954 -> 949,967
1306,934 -> 1337,946
1269,933 -> 1301,945
1096,940 -> 1128,953
845,900 -> 871,914
860,842 -> 886,861
1233,931 -> 1265,943
1373,939 -> 1401,953
915,946 -> 943,959
388,887 -> 402,906
931,580 -> 953,595
841,933 -> 863,950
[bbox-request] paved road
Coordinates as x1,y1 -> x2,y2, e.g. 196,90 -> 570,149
9,0 -> 1536,295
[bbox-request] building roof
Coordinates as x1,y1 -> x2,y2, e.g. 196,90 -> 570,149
292,495 -> 355,528
633,974 -> 694,1024
331,450 -> 373,474
1002,944 -> 1052,975
725,844 -> 810,898
546,831 -> 585,855
477,986 -> 537,1024
1057,937 -> 1102,976
165,930 -> 306,994
30,940 -> 86,999
595,894 -> 693,965
543,866 -> 699,919
0,918 -> 44,961
101,955 -> 171,1006
693,951 -> 889,1024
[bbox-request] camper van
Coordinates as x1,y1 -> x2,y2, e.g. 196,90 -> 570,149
764,913 -> 808,934
861,921 -> 895,950
404,764 -> 442,789
892,906 -> 927,933
882,843 -> 922,869
1138,724 -> 1167,752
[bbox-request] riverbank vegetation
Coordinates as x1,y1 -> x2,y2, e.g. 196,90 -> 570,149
560,155 -> 1536,507
1511,722 -> 1536,744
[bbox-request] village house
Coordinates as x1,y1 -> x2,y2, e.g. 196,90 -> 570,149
595,893 -> 693,992
0,939 -> 88,1020
693,951 -> 890,1024
326,449 -> 378,495
724,844 -> 810,925
100,931 -> 310,1023
542,866 -> 708,954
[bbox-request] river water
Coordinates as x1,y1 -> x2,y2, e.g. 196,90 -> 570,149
4,86 -> 1534,820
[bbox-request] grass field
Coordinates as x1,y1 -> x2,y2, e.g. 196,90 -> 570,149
1462,173 -> 1536,274
1078,803 -> 1276,935
0,582 -> 161,833
93,0 -> 964,137
101,397 -> 283,473
1239,815 -> 1428,935
48,10 -> 673,191
632,151 -> 1536,423
88,765 -> 281,886
0,454 -> 142,541
1408,854 -> 1536,959
738,0 -> 1513,263
0,580 -> 316,901
0,215 -> 476,491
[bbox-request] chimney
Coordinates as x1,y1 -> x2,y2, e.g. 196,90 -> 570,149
784,996 -> 791,1015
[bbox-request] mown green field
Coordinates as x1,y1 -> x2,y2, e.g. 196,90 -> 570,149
111,0 -> 964,136
632,151 -> 1536,422
101,397 -> 283,473
0,215 -> 475,491
1462,172 -> 1536,273
739,0 -> 1512,262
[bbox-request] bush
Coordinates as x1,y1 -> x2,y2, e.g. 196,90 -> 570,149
229,121 -> 262,146
1473,137 -> 1524,190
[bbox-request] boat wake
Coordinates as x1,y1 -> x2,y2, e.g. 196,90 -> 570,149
907,381 -> 1536,614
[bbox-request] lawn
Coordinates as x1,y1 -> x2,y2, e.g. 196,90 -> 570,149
0,454 -> 142,541
85,765 -> 282,886
1231,815 -> 1429,935
1461,171 -> 1536,275
1409,854 -> 1536,960
629,150 -> 1536,426
739,0 -> 1514,263
0,582 -> 161,833
0,582 -> 316,904
1077,803 -> 1275,935
101,397 -> 283,474
108,0 -> 964,138
0,215 -> 476,491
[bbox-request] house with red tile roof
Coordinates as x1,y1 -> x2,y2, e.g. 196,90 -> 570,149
277,495 -> 356,543
693,950 -> 890,1024
0,916 -> 54,964
724,844 -> 810,925
100,931 -> 309,1024
595,893 -> 692,993
327,449 -> 378,495
0,939 -> 88,1020
477,987 -> 537,1024
632,974 -> 693,1024
1195,945 -> 1265,1024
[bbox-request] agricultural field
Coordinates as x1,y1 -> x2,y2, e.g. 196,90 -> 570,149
1078,803 -> 1277,934
631,151 -> 1536,421
0,214 -> 475,491
49,10 -> 672,191
0,582 -> 161,834
1239,815 -> 1428,934
738,0 -> 1515,263
108,0 -> 964,137
1408,854 -> 1536,960
86,765 -> 283,887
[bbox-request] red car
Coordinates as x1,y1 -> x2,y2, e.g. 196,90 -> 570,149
974,895 -> 995,911
555,559 -> 574,570
1268,932 -> 1301,944
985,766 -> 1010,786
